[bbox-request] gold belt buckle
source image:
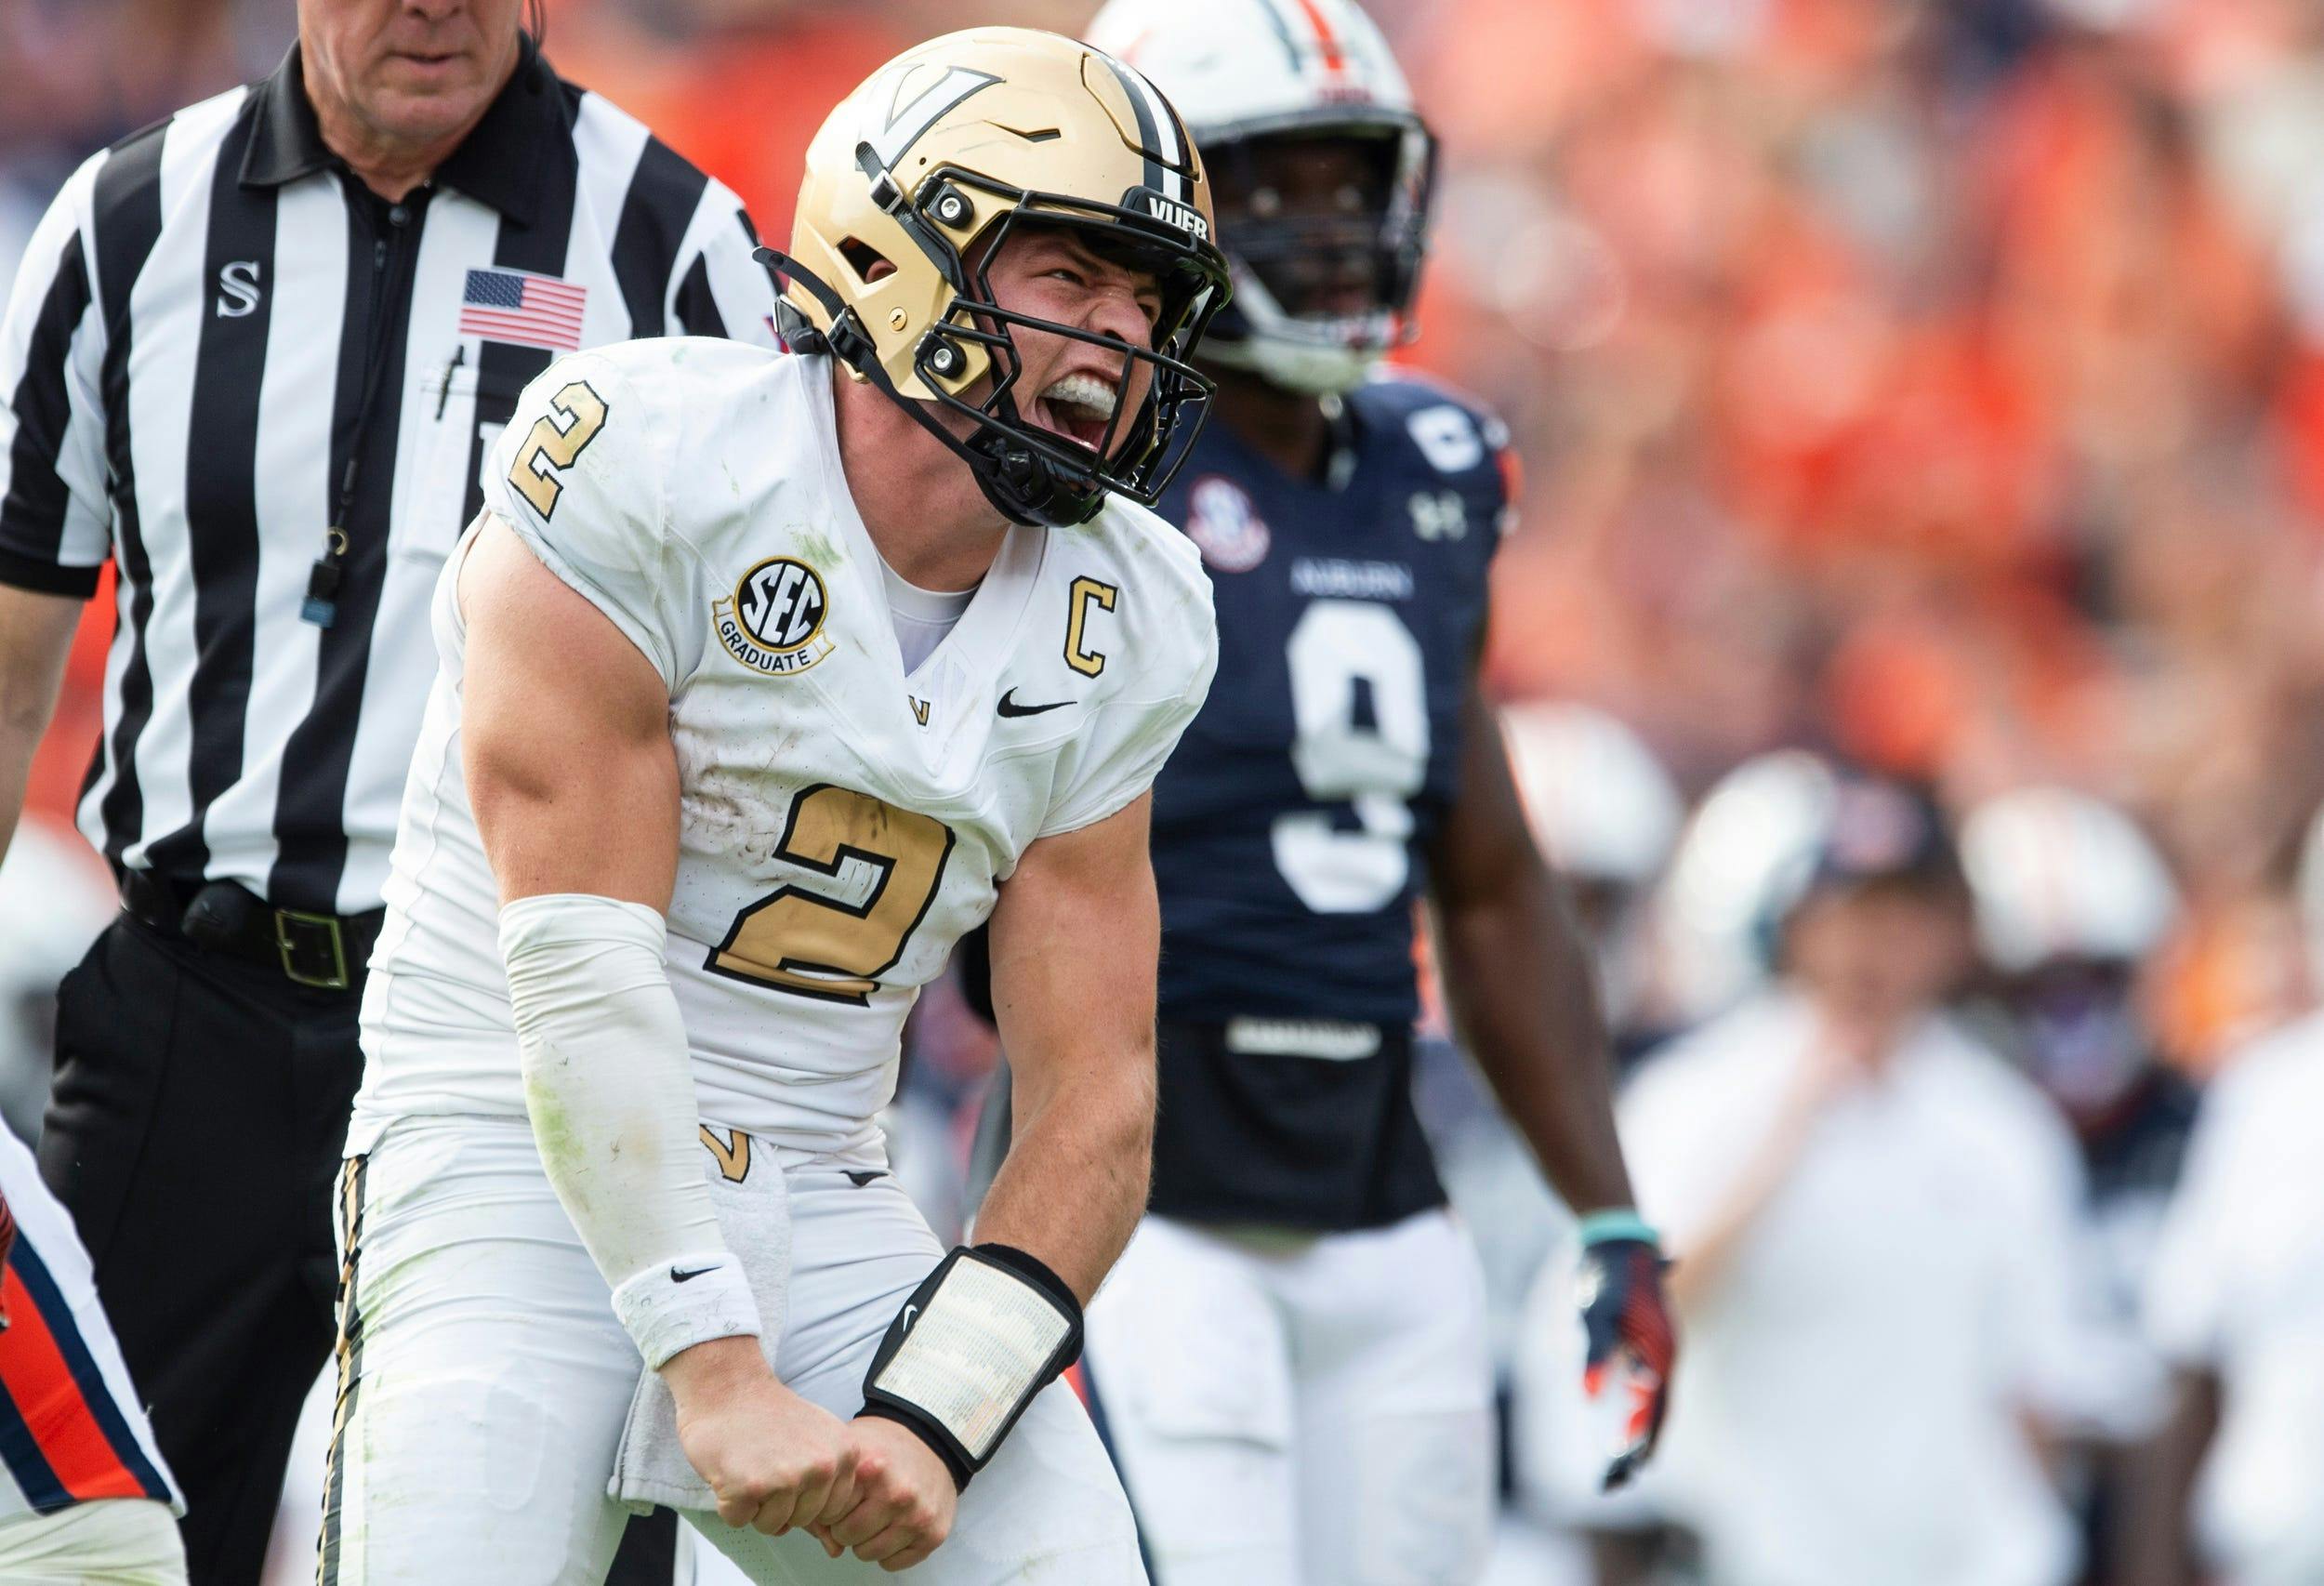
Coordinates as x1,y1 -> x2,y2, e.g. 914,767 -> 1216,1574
275,908 -> 350,991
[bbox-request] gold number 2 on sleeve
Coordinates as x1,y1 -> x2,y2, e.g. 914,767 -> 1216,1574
508,379 -> 609,519
706,786 -> 958,1004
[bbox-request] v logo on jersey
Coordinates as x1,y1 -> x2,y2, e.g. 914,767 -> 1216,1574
698,1125 -> 751,1183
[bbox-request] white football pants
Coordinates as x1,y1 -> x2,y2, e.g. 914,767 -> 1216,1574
0,1496 -> 186,1583
1082,1209 -> 1496,1586
318,1117 -> 1142,1584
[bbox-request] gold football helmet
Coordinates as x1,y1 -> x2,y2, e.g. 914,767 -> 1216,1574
761,27 -> 1232,528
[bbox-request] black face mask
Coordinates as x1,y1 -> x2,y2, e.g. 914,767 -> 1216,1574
2009,960 -> 2147,1118
1202,120 -> 1436,346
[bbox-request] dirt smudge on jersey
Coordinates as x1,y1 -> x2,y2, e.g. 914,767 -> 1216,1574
673,716 -> 807,871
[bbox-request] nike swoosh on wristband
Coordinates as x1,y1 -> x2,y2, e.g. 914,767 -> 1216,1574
997,689 -> 1069,718
670,1264 -> 720,1284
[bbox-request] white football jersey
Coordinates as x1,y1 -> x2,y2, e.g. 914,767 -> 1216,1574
350,339 -> 1217,1156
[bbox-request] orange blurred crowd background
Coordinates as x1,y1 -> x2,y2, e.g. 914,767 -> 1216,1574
7,0 -> 2324,1070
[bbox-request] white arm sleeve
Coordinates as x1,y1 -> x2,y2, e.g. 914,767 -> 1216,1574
500,892 -> 761,1368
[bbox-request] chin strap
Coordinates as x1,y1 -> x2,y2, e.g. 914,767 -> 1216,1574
753,246 -> 1099,529
756,247 -> 876,372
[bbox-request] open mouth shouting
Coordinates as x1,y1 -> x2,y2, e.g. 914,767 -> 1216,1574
1030,372 -> 1121,455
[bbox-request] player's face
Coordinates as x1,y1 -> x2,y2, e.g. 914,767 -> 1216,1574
1211,131 -> 1396,321
1787,882 -> 1969,1037
979,226 -> 1167,461
299,0 -> 524,153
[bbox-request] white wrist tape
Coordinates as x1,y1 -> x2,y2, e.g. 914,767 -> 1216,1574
499,893 -> 761,1368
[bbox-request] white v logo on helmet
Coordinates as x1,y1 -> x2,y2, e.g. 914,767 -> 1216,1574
867,65 -> 1001,171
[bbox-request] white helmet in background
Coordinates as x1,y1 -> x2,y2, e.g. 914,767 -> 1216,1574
1653,750 -> 1841,1021
1088,0 -> 1437,394
1959,786 -> 2178,974
1499,703 -> 1682,885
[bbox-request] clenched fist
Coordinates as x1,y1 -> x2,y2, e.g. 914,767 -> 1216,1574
664,1336 -> 859,1535
804,1414 -> 959,1572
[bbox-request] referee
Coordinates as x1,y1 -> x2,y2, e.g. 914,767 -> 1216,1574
0,3 -> 774,1579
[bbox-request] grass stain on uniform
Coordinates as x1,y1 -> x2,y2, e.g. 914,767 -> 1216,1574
791,522 -> 842,571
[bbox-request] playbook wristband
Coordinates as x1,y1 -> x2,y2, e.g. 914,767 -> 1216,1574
859,1243 -> 1083,1489
614,1250 -> 764,1371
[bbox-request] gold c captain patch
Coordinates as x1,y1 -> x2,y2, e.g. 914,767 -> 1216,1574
716,556 -> 836,676
1065,575 -> 1118,678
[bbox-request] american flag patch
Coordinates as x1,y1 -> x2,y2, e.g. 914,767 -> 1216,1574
456,268 -> 587,351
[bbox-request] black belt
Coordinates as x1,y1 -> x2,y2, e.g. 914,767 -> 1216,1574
117,870 -> 383,994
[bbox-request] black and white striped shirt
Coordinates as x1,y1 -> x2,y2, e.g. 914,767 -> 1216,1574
0,37 -> 775,914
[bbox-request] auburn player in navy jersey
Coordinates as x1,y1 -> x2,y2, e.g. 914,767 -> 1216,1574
1055,3 -> 1678,1581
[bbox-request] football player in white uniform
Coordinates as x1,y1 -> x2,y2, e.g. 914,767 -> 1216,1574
322,28 -> 1226,1585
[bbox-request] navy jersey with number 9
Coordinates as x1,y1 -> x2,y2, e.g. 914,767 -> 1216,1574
1151,375 -> 1511,1024
1141,373 -> 1510,1228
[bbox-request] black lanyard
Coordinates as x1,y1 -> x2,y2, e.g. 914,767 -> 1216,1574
302,182 -> 425,628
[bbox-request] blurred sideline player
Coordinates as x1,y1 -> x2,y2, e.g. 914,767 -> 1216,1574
1960,790 -> 2190,1410
2132,1009 -> 2324,1586
1525,774 -> 2089,1586
1960,787 -> 2195,1579
1498,703 -> 1684,1063
1071,4 -> 1675,1582
1512,749 -> 1842,1582
1437,706 -> 1681,1586
1429,704 -> 1683,1434
326,28 -> 1227,1583
2129,800 -> 2324,1586
1433,704 -> 1684,1369
0,1125 -> 184,1582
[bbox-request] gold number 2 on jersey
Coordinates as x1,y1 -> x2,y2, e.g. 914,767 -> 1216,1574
508,379 -> 609,519
708,785 -> 958,1004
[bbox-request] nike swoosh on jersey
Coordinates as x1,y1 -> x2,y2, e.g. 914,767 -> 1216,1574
670,1264 -> 720,1284
997,689 -> 1069,718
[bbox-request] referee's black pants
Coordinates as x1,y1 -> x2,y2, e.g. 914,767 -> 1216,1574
42,914 -> 357,1583
38,914 -> 680,1585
